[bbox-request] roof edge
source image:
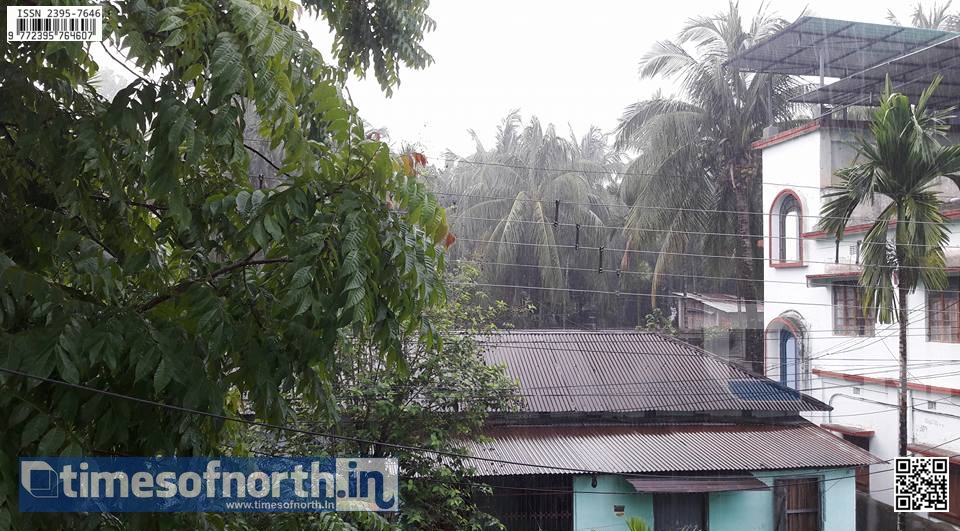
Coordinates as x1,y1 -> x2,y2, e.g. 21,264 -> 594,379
752,120 -> 821,150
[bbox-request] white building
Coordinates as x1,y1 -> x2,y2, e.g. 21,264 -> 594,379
731,16 -> 960,528
758,117 -> 960,529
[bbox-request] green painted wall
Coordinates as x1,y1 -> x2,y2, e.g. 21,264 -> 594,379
572,468 -> 856,531
573,475 -> 653,531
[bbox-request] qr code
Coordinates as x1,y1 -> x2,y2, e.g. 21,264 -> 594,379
894,457 -> 949,512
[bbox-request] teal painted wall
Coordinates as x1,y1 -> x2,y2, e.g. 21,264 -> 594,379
573,475 -> 653,531
572,468 -> 856,531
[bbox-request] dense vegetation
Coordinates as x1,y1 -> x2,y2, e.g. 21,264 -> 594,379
437,4 -> 808,340
5,1 -> 946,529
0,0 -> 500,529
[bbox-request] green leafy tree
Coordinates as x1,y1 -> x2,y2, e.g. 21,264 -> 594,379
311,0 -> 436,95
641,308 -> 677,336
252,265 -> 520,530
0,0 -> 443,529
817,77 -> 960,531
613,3 -> 805,335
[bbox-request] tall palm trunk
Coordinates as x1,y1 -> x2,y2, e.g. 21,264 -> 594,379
897,284 -> 909,531
731,163 -> 761,372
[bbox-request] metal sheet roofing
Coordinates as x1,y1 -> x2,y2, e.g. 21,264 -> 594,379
466,423 -> 881,476
478,330 -> 829,414
792,35 -> 960,107
727,17 -> 957,77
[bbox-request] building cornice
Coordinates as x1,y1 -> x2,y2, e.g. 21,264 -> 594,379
813,368 -> 960,397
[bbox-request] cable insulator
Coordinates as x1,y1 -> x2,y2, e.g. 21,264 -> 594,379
598,246 -> 604,273
553,200 -> 560,228
574,224 -> 581,250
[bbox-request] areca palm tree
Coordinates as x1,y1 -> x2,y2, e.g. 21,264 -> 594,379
818,77 -> 960,531
614,2 -> 806,366
442,112 -> 635,327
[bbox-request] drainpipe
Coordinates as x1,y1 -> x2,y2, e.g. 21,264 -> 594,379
827,393 -> 896,424
828,392 -> 960,424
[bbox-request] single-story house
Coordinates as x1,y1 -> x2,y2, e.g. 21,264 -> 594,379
469,330 -> 880,531
673,292 -> 763,330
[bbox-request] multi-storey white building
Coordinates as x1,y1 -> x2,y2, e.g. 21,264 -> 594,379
730,16 -> 960,528
758,117 -> 960,529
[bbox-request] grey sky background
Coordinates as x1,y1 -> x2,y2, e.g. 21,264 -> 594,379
90,1 -> 919,158
299,1 -> 912,158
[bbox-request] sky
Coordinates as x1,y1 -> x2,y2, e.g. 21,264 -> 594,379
90,0 -> 919,157
294,0 -> 913,158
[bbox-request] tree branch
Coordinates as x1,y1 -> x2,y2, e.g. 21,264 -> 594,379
139,256 -> 292,312
244,142 -> 294,181
90,193 -> 166,217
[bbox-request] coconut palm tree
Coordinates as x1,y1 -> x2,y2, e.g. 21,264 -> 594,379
817,77 -> 960,531
616,2 -> 804,370
442,112 -> 637,327
887,1 -> 959,30
614,2 -> 807,366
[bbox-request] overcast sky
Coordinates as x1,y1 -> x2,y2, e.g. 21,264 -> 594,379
91,1 -> 920,158
296,0 -> 913,158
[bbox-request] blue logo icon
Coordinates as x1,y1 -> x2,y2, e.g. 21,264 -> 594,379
21,461 -> 59,498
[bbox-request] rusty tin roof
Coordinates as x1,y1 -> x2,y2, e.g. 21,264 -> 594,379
477,330 -> 829,414
466,423 -> 881,476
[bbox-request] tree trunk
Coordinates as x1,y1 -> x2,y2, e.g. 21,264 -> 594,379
730,163 -> 762,373
897,284 -> 909,531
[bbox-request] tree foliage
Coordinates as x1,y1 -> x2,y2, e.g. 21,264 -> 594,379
307,0 -> 436,95
251,265 -> 521,530
887,0 -> 959,31
614,2 -> 806,305
818,77 -> 960,322
0,0 -> 443,529
440,112 -> 651,328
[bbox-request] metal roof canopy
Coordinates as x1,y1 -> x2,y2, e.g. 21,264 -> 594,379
792,35 -> 960,107
727,16 -> 957,78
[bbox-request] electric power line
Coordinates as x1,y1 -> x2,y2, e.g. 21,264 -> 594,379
450,280 -> 935,314
434,187 -> 960,227
451,257 -> 960,298
447,212 -> 960,249
0,365 -> 911,482
454,236 -> 960,273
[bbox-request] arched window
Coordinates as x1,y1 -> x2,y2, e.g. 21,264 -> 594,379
779,328 -> 799,389
770,191 -> 803,265
765,312 -> 807,391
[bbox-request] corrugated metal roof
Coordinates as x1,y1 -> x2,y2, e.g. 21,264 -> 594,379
478,330 -> 829,413
792,35 -> 960,107
727,16 -> 957,77
466,423 -> 881,476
